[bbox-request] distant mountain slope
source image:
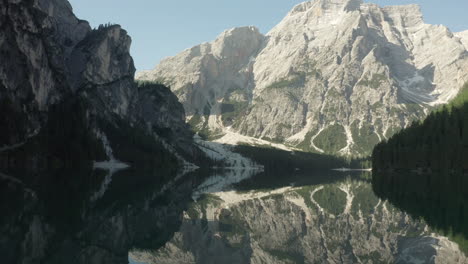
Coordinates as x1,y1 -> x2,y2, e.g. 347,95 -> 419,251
137,0 -> 468,156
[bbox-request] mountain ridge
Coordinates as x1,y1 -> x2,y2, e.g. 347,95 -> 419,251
137,0 -> 468,156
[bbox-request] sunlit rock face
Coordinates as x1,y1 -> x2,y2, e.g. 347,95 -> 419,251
130,179 -> 468,264
137,26 -> 265,117
455,30 -> 468,51
137,0 -> 468,155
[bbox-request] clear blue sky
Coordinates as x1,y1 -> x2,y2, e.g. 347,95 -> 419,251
68,0 -> 468,71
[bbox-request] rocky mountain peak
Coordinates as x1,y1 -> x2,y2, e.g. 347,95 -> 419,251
136,25 -> 266,119
290,0 -> 362,15
380,4 -> 424,28
76,25 -> 135,87
320,0 -> 362,12
211,26 -> 264,62
137,0 -> 468,156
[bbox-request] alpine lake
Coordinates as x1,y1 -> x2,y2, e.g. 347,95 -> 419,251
2,166 -> 467,264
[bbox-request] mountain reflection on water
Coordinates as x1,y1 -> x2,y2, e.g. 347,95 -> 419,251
1,167 -> 467,264
373,171 -> 468,258
0,166 -> 207,264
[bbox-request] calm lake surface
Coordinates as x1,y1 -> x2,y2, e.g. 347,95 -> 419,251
1,168 -> 467,264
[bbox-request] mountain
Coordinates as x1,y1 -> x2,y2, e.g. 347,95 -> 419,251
0,0 -> 201,175
137,0 -> 468,156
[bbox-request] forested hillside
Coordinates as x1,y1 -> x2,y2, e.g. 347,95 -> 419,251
372,83 -> 468,172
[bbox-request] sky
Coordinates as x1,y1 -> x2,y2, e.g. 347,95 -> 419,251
68,0 -> 468,71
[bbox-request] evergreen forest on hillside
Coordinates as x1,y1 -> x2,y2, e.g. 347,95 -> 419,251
372,83 -> 468,172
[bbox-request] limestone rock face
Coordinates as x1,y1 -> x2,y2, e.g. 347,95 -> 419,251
70,25 -> 136,118
0,0 -> 199,167
137,0 -> 468,155
0,0 -> 90,145
456,30 -> 468,50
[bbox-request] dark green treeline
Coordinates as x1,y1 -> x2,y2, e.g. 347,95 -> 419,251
372,83 -> 468,172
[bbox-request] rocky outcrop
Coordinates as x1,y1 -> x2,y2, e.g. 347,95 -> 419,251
456,30 -> 468,50
71,25 -> 136,118
137,0 -> 468,155
0,0 -> 200,171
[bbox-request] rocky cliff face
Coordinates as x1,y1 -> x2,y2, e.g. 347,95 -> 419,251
137,0 -> 468,155
130,179 -> 468,264
0,0 -> 199,171
0,0 -> 89,145
455,30 -> 468,50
